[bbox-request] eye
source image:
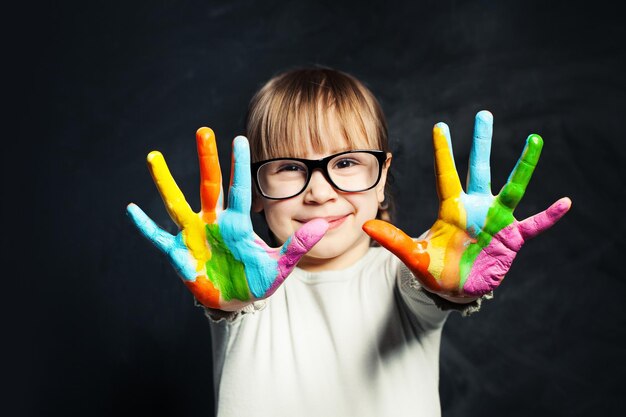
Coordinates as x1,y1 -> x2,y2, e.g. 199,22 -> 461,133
333,158 -> 360,169
276,162 -> 306,173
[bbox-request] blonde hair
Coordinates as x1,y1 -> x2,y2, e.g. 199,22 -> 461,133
245,66 -> 393,222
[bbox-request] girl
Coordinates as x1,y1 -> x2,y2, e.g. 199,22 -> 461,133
127,67 -> 571,416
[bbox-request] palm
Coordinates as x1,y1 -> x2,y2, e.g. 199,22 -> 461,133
127,128 -> 327,311
364,111 -> 570,297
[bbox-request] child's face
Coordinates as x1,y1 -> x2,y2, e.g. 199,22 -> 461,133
253,116 -> 391,271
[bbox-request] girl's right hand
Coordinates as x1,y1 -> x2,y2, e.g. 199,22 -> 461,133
127,128 -> 329,311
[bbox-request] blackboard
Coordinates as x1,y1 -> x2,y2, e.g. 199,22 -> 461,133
8,1 -> 624,416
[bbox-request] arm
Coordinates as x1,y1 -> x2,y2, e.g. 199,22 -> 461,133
364,111 -> 571,303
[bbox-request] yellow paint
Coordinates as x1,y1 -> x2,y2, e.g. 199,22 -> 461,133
427,127 -> 471,292
433,126 -> 463,200
147,151 -> 211,269
426,224 -> 447,279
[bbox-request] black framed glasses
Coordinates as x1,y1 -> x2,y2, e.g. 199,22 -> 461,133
251,150 -> 388,200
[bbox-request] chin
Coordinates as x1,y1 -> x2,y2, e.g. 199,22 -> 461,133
301,233 -> 370,264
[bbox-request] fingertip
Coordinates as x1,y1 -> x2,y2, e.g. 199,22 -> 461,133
309,217 -> 330,231
300,218 -> 330,237
126,202 -> 139,214
434,122 -> 448,134
147,150 -> 163,164
433,123 -> 451,146
233,135 -> 249,147
362,219 -> 382,233
527,134 -> 544,148
552,197 -> 572,216
476,110 -> 493,123
292,219 -> 329,250
559,196 -> 572,208
196,127 -> 215,141
232,136 -> 250,162
126,203 -> 146,226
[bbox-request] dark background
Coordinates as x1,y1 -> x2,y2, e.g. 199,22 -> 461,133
8,0 -> 625,416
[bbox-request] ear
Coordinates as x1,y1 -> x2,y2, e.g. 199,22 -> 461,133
376,153 -> 392,203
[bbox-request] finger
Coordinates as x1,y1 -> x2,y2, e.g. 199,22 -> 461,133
518,197 -> 571,241
126,203 -> 175,254
196,127 -> 222,223
433,122 -> 462,200
269,218 -> 330,293
363,219 -> 416,259
147,151 -> 196,229
227,136 -> 252,214
497,134 -> 543,211
280,218 -> 329,262
467,110 -> 493,195
363,220 -> 440,290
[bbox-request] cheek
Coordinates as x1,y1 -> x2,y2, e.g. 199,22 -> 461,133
262,201 -> 298,241
348,192 -> 380,221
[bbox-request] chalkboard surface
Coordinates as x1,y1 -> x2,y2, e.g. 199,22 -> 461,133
8,1 -> 624,416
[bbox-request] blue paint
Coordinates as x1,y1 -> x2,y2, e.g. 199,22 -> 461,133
467,110 -> 493,195
169,234 -> 201,281
126,203 -> 198,281
459,192 -> 494,238
279,236 -> 292,256
219,136 -> 279,298
228,136 -> 252,214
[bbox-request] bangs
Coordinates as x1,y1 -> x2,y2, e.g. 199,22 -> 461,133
247,68 -> 387,162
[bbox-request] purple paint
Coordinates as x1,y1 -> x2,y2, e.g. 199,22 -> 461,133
463,197 -> 571,296
463,223 -> 522,295
266,218 -> 329,295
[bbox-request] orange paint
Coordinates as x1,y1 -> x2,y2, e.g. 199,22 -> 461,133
440,228 -> 471,293
185,275 -> 221,308
362,220 -> 440,291
196,127 -> 222,224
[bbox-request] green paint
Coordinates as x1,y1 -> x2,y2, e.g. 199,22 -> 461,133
205,224 -> 250,302
500,134 -> 543,210
458,200 -> 515,289
458,135 -> 542,289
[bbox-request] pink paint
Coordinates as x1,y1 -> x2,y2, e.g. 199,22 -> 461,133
518,197 -> 571,241
254,237 -> 280,260
266,219 -> 329,295
463,223 -> 522,295
463,197 -> 571,296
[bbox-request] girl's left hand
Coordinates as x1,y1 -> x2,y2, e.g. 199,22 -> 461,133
363,111 -> 571,299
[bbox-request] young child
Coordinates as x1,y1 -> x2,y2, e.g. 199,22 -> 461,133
127,67 -> 571,417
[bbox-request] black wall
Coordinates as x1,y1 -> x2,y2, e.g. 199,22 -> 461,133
9,1 -> 624,416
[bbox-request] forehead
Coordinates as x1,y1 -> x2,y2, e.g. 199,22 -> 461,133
282,107 -> 377,159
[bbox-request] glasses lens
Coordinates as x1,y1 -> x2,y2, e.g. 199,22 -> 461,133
328,152 -> 380,191
257,160 -> 308,199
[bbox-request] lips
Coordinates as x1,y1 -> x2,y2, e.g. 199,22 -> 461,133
296,215 -> 349,230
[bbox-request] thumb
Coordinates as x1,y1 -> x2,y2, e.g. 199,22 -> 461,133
518,197 -> 571,241
363,219 -> 416,261
363,219 -> 437,289
278,218 -> 329,270
265,219 -> 329,296
126,203 -> 175,254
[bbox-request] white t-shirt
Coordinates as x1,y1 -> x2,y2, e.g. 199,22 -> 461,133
204,247 -> 481,417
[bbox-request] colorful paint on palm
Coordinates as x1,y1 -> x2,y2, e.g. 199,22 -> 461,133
127,128 -> 328,310
364,111 -> 570,297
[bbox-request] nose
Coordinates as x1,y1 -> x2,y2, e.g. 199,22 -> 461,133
303,169 -> 337,204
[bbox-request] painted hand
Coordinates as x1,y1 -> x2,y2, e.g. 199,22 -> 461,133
364,111 -> 571,298
127,128 -> 328,311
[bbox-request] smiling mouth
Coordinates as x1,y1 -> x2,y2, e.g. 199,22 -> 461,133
296,215 -> 349,230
